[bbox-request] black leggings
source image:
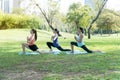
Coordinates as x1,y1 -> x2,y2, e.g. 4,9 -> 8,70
71,42 -> 93,53
47,42 -> 71,51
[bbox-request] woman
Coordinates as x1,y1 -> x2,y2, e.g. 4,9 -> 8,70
46,29 -> 71,51
22,29 -> 41,54
71,27 -> 102,53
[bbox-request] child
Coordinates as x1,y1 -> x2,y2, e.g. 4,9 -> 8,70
46,29 -> 71,51
22,29 -> 41,54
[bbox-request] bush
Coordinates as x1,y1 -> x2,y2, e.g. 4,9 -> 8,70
0,13 -> 42,29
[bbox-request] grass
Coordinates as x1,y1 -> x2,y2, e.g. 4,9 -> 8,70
0,29 -> 120,80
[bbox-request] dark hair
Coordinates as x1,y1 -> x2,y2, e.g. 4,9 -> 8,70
31,29 -> 37,41
54,29 -> 61,36
78,27 -> 84,33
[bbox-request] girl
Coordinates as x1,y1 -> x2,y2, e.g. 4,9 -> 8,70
71,27 -> 102,53
46,29 -> 71,51
22,29 -> 41,54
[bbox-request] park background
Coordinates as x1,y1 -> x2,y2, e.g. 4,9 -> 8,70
0,0 -> 120,80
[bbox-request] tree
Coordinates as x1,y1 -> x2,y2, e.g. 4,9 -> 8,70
66,3 -> 91,33
97,13 -> 115,35
97,9 -> 120,35
30,0 -> 60,30
88,0 -> 108,39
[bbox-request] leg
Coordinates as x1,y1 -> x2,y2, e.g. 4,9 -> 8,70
57,46 -> 71,51
22,43 -> 29,54
70,42 -> 78,53
81,45 -> 93,53
46,42 -> 54,51
36,49 -> 42,54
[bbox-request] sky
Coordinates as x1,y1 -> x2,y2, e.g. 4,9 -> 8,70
59,0 -> 120,13
107,0 -> 120,11
23,0 -> 120,14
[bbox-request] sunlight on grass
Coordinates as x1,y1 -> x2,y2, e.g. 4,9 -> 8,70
0,29 -> 120,80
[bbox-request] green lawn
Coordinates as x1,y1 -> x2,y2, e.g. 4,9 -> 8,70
0,29 -> 120,80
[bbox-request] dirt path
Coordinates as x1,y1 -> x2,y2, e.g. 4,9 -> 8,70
2,70 -> 45,80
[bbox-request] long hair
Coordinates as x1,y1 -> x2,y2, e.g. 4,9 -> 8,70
54,29 -> 61,36
78,27 -> 84,33
31,29 -> 37,41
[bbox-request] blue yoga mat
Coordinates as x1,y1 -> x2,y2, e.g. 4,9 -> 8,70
18,52 -> 39,55
43,50 -> 87,54
18,50 -> 104,55
43,50 -> 105,54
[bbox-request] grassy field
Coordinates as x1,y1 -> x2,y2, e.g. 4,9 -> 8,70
0,29 -> 120,80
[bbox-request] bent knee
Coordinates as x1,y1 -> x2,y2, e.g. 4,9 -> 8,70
70,42 -> 74,45
22,43 -> 27,46
46,42 -> 51,45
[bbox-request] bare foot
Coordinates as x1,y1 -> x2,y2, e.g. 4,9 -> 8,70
49,49 -> 53,52
70,51 -> 74,54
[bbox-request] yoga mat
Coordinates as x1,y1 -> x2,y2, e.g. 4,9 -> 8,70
18,52 -> 39,55
42,50 -> 87,54
18,50 -> 105,55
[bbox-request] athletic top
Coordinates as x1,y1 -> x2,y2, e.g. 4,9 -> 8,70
27,35 -> 35,46
76,34 -> 85,47
52,34 -> 60,47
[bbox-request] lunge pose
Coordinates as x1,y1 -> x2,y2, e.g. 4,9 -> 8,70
47,29 -> 71,51
71,27 -> 102,53
22,29 -> 41,54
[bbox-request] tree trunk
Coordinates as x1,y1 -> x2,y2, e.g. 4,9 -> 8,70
75,20 -> 79,28
84,28 -> 87,36
100,28 -> 102,36
88,0 -> 108,39
35,4 -> 54,30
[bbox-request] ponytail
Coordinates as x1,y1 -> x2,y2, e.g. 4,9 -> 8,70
79,27 -> 84,33
54,29 -> 61,36
31,29 -> 37,41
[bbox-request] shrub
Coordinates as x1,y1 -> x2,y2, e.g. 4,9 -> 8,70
0,13 -> 42,29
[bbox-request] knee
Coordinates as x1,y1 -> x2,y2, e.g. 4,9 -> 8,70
22,43 -> 24,46
47,42 -> 51,45
22,43 -> 26,46
46,42 -> 49,45
70,42 -> 74,45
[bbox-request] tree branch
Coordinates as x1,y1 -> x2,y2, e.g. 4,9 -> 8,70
88,0 -> 108,39
34,2 -> 54,30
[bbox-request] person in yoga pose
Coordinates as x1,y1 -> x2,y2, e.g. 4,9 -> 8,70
46,29 -> 71,51
22,29 -> 41,54
71,27 -> 102,53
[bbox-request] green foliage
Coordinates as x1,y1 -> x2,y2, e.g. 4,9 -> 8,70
93,0 -> 104,11
97,9 -> 120,33
68,3 -> 81,11
12,8 -> 25,15
97,13 -> 115,30
66,3 -> 92,31
0,13 -> 42,29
